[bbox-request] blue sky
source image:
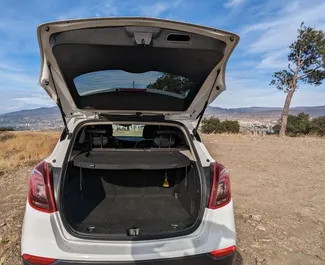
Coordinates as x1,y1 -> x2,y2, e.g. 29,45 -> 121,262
0,0 -> 325,113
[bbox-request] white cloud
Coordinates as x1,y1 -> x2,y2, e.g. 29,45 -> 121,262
0,71 -> 37,90
136,0 -> 184,17
0,89 -> 54,114
137,2 -> 170,17
0,66 -> 53,113
212,75 -> 325,108
100,1 -> 119,16
257,50 -> 289,70
242,2 -> 325,53
57,1 -> 119,20
224,0 -> 245,9
0,62 -> 23,72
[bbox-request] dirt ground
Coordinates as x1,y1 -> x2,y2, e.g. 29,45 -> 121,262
0,134 -> 324,264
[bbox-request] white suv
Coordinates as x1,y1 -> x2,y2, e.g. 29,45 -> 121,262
21,17 -> 239,265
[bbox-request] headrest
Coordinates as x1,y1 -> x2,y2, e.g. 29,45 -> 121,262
87,125 -> 113,136
143,125 -> 159,139
78,125 -> 113,146
153,130 -> 177,148
92,136 -> 109,147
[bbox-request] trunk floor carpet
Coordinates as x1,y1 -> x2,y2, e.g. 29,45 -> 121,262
71,196 -> 192,235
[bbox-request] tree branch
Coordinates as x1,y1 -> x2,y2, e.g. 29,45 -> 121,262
297,65 -> 323,80
291,48 -> 303,90
288,64 -> 295,73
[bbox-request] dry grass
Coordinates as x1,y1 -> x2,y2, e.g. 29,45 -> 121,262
0,131 -> 60,173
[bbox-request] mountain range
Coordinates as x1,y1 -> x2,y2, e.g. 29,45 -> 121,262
1,105 -> 325,130
205,105 -> 325,121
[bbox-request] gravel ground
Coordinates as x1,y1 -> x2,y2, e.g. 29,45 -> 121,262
203,134 -> 325,265
0,134 -> 324,265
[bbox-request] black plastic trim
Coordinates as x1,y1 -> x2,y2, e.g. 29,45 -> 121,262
22,252 -> 234,265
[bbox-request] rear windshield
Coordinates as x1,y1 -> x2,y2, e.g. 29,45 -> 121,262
74,70 -> 196,98
112,124 -> 144,138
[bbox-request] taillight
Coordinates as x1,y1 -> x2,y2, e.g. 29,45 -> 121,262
210,245 -> 236,258
22,254 -> 56,265
28,161 -> 56,213
208,162 -> 231,209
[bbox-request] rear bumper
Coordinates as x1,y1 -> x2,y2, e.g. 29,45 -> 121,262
22,202 -> 236,261
23,253 -> 234,265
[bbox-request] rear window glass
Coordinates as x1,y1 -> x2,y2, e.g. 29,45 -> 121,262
112,124 -> 144,138
73,70 -> 195,98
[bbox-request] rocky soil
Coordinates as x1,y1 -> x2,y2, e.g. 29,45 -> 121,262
0,134 -> 325,264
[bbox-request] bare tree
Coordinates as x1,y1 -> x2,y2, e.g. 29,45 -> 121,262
270,23 -> 325,136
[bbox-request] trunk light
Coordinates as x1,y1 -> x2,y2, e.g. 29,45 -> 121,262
28,161 -> 56,213
208,162 -> 231,209
22,254 -> 56,265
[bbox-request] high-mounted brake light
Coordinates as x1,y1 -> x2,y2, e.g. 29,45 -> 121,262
28,161 -> 56,213
22,254 -> 56,265
208,162 -> 231,209
210,245 -> 236,258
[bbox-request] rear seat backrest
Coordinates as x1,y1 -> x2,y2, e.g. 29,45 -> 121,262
153,130 -> 177,148
84,125 -> 119,148
135,125 -> 159,148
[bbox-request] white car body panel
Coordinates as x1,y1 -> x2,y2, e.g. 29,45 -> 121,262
22,200 -> 235,262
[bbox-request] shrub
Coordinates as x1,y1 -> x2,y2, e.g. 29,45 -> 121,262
0,131 -> 15,142
201,117 -> 222,134
201,117 -> 240,134
309,116 -> 325,136
221,120 -> 240,133
0,126 -> 14,131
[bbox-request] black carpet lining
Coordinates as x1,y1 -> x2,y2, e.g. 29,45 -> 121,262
71,196 -> 191,235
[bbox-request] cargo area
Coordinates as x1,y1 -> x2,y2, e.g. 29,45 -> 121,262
63,166 -> 201,237
60,123 -> 203,238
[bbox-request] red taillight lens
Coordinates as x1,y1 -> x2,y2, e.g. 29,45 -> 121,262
208,162 -> 231,209
210,245 -> 236,258
22,254 -> 56,265
28,161 -> 56,213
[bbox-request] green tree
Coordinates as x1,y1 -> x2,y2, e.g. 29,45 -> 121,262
147,73 -> 195,96
273,112 -> 310,136
270,23 -> 325,137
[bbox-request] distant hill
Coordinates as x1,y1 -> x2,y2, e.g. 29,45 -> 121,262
0,107 -> 59,118
206,105 -> 325,121
0,106 -> 61,131
0,105 -> 325,130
